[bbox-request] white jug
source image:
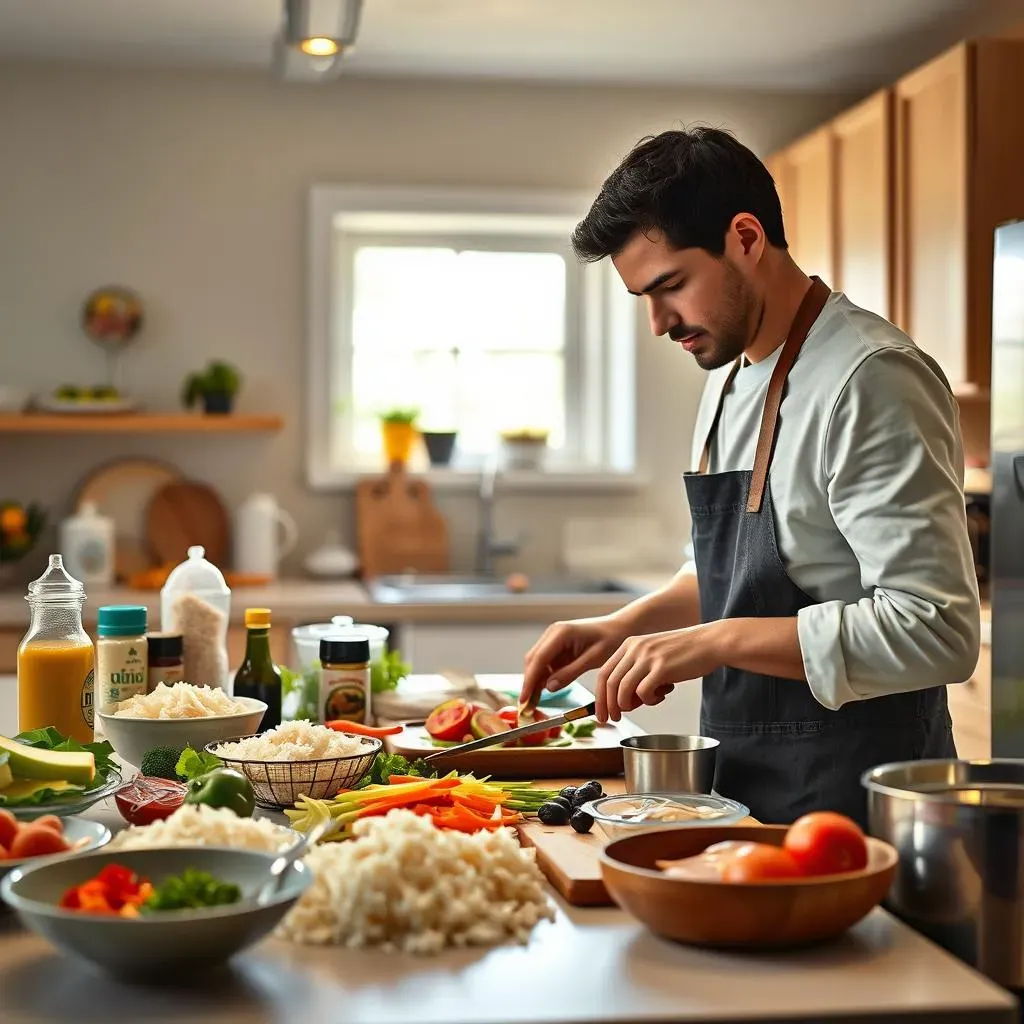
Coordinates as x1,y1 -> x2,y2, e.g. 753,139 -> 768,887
234,493 -> 298,578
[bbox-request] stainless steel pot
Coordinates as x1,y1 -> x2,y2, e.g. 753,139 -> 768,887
863,758 -> 1024,988
620,735 -> 718,794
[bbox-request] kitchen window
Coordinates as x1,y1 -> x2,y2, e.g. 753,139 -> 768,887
306,185 -> 638,489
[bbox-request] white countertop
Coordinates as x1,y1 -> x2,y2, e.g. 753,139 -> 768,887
0,572 -> 677,629
0,795 -> 1016,1024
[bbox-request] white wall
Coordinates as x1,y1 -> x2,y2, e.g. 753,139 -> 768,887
0,60 -> 852,577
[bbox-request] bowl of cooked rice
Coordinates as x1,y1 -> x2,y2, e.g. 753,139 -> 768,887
205,722 -> 381,810
97,682 -> 267,770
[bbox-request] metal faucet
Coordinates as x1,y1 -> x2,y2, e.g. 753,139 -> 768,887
476,455 -> 523,576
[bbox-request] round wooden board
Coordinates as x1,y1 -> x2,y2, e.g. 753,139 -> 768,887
144,480 -> 231,567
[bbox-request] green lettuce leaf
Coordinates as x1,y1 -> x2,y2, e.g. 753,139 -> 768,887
175,746 -> 223,782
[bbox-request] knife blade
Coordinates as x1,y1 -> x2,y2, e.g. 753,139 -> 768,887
422,702 -> 597,763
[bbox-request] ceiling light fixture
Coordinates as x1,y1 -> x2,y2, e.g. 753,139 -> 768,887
275,0 -> 364,82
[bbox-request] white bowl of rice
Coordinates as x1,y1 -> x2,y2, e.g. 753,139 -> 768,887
206,722 -> 380,810
97,682 -> 267,770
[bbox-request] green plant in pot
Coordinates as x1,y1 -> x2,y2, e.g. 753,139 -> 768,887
181,361 -> 242,415
379,407 -> 420,466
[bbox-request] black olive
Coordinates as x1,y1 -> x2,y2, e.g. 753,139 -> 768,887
570,809 -> 594,833
550,796 -> 572,812
559,786 -> 578,803
573,780 -> 603,807
538,801 -> 570,826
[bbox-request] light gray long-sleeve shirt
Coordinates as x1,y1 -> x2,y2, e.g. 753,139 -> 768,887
681,290 -> 981,711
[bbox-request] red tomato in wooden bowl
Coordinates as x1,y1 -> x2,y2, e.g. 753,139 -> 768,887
783,811 -> 869,876
718,842 -> 803,883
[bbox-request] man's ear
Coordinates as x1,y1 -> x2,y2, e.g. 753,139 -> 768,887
727,213 -> 766,265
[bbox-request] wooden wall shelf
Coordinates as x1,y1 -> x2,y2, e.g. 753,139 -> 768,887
0,413 -> 284,434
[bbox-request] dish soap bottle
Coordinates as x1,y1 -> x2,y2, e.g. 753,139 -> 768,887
233,608 -> 281,731
17,554 -> 95,743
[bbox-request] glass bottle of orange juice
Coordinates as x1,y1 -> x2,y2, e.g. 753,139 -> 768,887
17,554 -> 95,743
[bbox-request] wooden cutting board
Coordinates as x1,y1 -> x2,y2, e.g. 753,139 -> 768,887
385,720 -> 627,780
145,480 -> 231,567
355,464 -> 449,578
515,776 -> 626,907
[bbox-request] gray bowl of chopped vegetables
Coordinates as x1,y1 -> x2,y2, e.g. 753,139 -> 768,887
0,845 -> 311,980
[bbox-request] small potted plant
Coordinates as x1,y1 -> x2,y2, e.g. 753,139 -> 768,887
181,360 -> 242,415
501,428 -> 549,471
379,407 -> 420,466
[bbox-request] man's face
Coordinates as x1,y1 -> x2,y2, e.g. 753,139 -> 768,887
612,229 -> 762,371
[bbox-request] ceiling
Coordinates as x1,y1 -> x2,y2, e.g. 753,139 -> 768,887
0,0 -> 1021,91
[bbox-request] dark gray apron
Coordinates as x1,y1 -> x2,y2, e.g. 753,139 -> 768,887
684,277 -> 955,828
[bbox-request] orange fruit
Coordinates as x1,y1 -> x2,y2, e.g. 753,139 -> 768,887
0,506 -> 26,535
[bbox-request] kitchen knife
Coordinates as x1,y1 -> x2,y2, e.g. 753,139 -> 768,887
422,702 -> 597,763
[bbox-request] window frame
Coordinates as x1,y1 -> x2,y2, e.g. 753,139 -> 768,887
306,183 -> 640,491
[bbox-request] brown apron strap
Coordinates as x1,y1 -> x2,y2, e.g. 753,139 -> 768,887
746,276 -> 831,512
695,277 -> 832,512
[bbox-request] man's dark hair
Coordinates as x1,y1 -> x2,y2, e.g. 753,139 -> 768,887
572,126 -> 787,263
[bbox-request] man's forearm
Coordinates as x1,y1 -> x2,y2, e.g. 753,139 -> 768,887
612,569 -> 702,636
706,616 -> 806,681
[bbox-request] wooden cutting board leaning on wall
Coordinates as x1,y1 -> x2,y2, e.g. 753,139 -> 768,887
355,463 -> 449,578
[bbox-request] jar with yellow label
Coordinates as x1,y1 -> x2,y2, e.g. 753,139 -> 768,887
319,635 -> 370,725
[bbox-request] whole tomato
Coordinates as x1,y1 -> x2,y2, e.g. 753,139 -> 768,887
783,811 -> 868,876
718,842 -> 802,883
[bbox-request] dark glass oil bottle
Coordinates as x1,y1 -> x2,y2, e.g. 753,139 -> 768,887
233,608 -> 282,731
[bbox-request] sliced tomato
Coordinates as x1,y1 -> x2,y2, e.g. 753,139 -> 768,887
516,707 -> 562,746
496,706 -> 520,728
470,710 -> 511,739
425,699 -> 473,741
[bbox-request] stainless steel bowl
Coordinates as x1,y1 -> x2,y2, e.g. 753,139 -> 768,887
621,735 -> 718,794
863,757 -> 1024,988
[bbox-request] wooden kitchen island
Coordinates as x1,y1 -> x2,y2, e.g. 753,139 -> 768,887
0,797 -> 1016,1024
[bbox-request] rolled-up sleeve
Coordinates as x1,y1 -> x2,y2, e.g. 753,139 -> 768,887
797,347 -> 981,710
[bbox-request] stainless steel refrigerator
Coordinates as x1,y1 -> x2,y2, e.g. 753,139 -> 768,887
990,219 -> 1024,757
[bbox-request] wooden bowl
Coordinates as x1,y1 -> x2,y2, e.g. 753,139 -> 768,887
600,825 -> 898,949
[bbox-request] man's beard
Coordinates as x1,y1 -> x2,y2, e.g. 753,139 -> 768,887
673,262 -> 761,371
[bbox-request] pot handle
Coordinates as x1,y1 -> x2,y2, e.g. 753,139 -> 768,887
276,507 -> 299,558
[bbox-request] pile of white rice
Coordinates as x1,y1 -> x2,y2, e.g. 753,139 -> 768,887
211,721 -> 364,761
275,809 -> 555,955
109,804 -> 293,852
111,681 -> 246,720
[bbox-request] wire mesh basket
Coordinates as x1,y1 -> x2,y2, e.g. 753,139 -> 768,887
205,734 -> 381,810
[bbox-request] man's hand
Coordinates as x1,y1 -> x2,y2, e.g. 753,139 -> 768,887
519,615 -> 628,710
594,624 -> 723,721
594,617 -> 806,721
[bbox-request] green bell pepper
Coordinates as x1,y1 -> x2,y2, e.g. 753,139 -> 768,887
184,767 -> 256,818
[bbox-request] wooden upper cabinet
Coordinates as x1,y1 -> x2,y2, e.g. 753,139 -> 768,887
832,90 -> 893,320
894,39 -> 1024,395
764,151 -> 791,229
893,44 -> 970,389
781,127 -> 835,283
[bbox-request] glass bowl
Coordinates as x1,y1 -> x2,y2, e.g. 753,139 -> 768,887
582,791 -> 749,841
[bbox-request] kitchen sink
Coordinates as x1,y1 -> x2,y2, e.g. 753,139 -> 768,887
367,573 -> 641,604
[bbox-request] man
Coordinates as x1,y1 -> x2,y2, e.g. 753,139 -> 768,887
519,127 -> 980,827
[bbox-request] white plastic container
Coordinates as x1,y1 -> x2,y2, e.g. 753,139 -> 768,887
160,545 -> 232,690
59,502 -> 114,586
234,492 -> 298,579
291,616 -> 354,670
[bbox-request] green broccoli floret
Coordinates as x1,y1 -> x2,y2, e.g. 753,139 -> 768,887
140,745 -> 184,781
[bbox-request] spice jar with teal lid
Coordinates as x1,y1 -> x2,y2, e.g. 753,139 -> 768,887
95,605 -> 148,734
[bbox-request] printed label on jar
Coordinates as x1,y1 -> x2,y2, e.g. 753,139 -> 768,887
148,665 -> 185,691
98,641 -> 148,711
320,667 -> 370,724
80,668 -> 95,729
